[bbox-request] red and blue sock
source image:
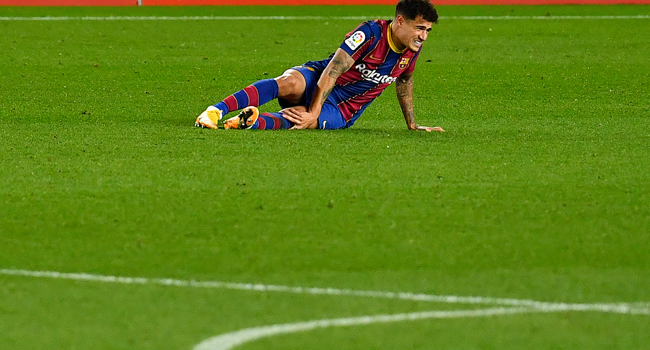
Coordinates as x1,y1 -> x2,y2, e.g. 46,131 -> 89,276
250,112 -> 293,130
213,79 -> 279,116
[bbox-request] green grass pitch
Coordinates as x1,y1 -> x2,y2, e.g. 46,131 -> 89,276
1,4 -> 650,349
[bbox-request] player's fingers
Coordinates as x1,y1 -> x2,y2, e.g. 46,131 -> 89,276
289,125 -> 308,130
424,126 -> 445,132
283,108 -> 302,119
283,111 -> 306,130
282,113 -> 299,123
281,110 -> 301,123
282,113 -> 300,124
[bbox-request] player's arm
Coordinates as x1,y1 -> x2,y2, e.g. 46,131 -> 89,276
282,48 -> 355,129
395,71 -> 444,132
308,48 -> 355,122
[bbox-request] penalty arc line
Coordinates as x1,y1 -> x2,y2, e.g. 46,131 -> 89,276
193,307 -> 541,350
3,269 -> 649,350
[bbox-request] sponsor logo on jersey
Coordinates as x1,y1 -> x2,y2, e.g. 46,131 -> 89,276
398,57 -> 410,69
345,31 -> 366,51
355,64 -> 397,84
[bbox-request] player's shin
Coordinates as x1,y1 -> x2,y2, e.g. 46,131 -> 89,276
214,78 -> 279,117
249,112 -> 293,130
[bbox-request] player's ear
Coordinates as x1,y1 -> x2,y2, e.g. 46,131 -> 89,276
395,14 -> 405,26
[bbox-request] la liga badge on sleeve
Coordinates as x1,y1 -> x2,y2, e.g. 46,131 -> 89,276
345,31 -> 366,50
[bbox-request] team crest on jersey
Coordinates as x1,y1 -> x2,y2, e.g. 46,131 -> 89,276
398,57 -> 411,69
345,31 -> 366,51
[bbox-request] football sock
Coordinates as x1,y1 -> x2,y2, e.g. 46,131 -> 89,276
213,79 -> 279,117
250,112 -> 293,130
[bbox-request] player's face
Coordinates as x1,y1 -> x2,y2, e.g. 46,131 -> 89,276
394,15 -> 433,51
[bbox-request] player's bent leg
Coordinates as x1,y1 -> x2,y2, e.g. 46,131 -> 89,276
275,69 -> 307,107
195,78 -> 281,128
221,103 -> 344,131
195,63 -> 322,129
220,106 -> 294,130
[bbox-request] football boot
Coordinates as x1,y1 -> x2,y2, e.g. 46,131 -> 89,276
223,106 -> 259,129
195,106 -> 223,129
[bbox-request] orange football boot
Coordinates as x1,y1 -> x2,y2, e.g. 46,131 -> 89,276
223,106 -> 259,129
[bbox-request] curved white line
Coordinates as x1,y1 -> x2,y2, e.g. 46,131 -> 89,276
193,307 -> 538,350
3,268 -> 649,349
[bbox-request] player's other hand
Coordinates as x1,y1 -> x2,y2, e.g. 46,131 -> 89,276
419,126 -> 445,132
408,123 -> 445,132
281,107 -> 318,130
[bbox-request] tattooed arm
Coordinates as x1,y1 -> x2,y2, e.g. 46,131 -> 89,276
395,72 -> 445,132
308,49 -> 355,123
282,48 -> 355,129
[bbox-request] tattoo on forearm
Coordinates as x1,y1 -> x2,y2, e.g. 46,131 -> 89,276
328,54 -> 354,78
318,52 -> 353,105
321,86 -> 334,103
328,59 -> 347,77
396,75 -> 416,128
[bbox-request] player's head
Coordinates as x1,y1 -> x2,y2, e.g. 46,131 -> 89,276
392,0 -> 437,51
395,0 -> 438,24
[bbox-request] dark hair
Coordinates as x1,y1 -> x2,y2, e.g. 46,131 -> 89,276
395,0 -> 438,24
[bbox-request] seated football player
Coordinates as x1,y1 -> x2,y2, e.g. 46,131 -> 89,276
195,0 -> 444,133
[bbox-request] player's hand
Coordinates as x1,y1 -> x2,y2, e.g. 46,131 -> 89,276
417,125 -> 445,132
281,107 -> 318,130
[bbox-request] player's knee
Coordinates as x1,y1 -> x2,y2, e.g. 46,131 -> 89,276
275,70 -> 305,98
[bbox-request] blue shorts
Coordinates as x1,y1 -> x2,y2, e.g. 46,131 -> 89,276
279,65 -> 349,130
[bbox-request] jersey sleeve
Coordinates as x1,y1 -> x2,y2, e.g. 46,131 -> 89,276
339,22 -> 375,60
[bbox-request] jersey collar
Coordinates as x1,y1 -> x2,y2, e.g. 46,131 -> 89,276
387,23 -> 406,54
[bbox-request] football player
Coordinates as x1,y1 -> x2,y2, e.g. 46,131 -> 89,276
196,0 -> 444,132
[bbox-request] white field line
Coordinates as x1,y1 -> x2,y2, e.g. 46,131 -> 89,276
0,15 -> 371,21
193,307 -> 540,350
1,15 -> 649,21
2,268 -> 649,315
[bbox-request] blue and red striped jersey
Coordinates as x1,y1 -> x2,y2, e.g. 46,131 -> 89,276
307,19 -> 422,124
